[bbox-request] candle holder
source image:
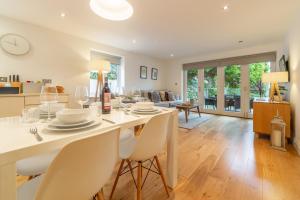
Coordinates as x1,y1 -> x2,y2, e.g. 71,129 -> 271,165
270,110 -> 286,151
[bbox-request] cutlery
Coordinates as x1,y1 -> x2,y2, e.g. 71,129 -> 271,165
102,118 -> 116,124
29,127 -> 43,142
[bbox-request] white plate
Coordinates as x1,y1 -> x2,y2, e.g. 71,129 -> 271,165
45,121 -> 101,132
133,108 -> 158,112
49,119 -> 93,128
40,113 -> 55,116
132,110 -> 161,115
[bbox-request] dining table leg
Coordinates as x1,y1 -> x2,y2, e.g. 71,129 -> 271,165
0,162 -> 16,200
166,110 -> 178,189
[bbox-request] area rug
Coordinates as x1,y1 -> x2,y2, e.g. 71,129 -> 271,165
178,112 -> 213,130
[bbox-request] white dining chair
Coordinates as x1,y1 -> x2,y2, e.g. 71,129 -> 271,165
17,127 -> 120,200
109,113 -> 171,200
16,129 -> 135,178
16,150 -> 59,177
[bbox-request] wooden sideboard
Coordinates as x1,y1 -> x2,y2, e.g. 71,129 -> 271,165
253,101 -> 291,138
0,93 -> 69,118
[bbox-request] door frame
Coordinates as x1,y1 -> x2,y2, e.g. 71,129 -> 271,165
197,65 -> 251,118
186,61 -> 275,119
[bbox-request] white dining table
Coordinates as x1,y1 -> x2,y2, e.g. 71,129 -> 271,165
0,108 -> 178,200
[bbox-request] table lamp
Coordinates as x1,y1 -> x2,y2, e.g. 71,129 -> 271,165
89,59 -> 111,101
262,71 -> 289,102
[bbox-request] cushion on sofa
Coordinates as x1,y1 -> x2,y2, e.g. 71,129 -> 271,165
148,92 -> 153,101
159,91 -> 166,101
151,91 -> 161,103
166,91 -> 175,101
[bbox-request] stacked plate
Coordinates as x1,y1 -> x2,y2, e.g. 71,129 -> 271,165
131,107 -> 161,115
45,109 -> 101,132
131,102 -> 161,115
45,119 -> 101,132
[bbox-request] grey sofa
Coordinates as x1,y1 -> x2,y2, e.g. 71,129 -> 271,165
141,90 -> 182,108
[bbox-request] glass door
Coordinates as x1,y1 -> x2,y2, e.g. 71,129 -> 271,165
184,61 -> 274,118
222,65 -> 243,117
204,67 -> 218,112
247,62 -> 271,117
186,69 -> 199,101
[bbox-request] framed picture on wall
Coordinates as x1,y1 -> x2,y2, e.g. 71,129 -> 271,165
151,68 -> 158,80
140,66 -> 147,79
279,55 -> 288,71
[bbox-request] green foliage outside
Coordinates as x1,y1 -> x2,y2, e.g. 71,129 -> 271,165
107,64 -> 118,80
187,62 -> 270,99
89,64 -> 119,80
249,62 -> 270,98
204,67 -> 217,98
224,65 -> 241,95
187,69 -> 198,100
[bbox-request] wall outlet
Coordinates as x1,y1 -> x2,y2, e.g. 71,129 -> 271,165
0,77 -> 8,82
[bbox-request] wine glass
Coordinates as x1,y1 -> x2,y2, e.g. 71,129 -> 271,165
75,86 -> 89,109
40,84 -> 58,121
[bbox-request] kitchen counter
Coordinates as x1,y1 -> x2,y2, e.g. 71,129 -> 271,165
0,93 -> 68,97
0,93 -> 69,117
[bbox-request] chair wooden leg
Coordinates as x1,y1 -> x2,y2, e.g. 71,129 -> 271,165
197,106 -> 201,117
109,159 -> 125,200
126,159 -> 136,182
137,161 -> 142,200
97,188 -> 105,200
184,110 -> 188,123
154,156 -> 170,197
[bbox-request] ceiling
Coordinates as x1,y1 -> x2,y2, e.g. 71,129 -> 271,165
0,0 -> 300,59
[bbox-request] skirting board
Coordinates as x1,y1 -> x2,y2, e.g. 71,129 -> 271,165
293,139 -> 300,155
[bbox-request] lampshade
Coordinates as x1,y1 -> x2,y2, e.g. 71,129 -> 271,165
90,59 -> 111,73
262,72 -> 289,83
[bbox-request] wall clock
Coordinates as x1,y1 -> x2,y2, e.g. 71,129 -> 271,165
0,33 -> 30,55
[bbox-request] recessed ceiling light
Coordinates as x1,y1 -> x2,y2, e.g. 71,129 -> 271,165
89,0 -> 133,21
170,54 -> 174,57
60,12 -> 66,18
223,5 -> 229,10
132,39 -> 136,44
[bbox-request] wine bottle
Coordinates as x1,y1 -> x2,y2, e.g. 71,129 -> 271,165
101,76 -> 111,114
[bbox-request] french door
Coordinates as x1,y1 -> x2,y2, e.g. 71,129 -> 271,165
186,62 -> 272,118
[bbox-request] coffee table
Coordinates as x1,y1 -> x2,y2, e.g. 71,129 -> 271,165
176,104 -> 201,123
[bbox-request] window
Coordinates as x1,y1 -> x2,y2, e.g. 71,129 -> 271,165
248,62 -> 271,113
89,63 -> 121,97
204,67 -> 217,110
224,65 -> 241,112
187,69 -> 198,100
89,51 -> 122,97
107,63 -> 121,93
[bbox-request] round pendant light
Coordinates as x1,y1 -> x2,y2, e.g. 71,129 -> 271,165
90,0 -> 133,21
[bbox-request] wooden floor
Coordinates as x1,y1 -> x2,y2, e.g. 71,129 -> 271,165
17,115 -> 300,200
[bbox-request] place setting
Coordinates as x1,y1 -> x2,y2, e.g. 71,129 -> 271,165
43,86 -> 102,132
125,102 -> 162,115
44,108 -> 102,132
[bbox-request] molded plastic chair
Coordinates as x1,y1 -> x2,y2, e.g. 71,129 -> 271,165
17,127 -> 120,200
16,150 -> 59,177
16,129 -> 134,177
110,113 -> 171,200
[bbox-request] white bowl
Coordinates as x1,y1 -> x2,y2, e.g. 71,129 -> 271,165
134,102 -> 154,110
39,103 -> 64,113
56,109 -> 90,124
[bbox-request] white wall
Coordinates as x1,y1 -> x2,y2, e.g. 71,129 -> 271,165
285,14 -> 300,153
166,42 -> 285,97
0,16 -> 168,94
